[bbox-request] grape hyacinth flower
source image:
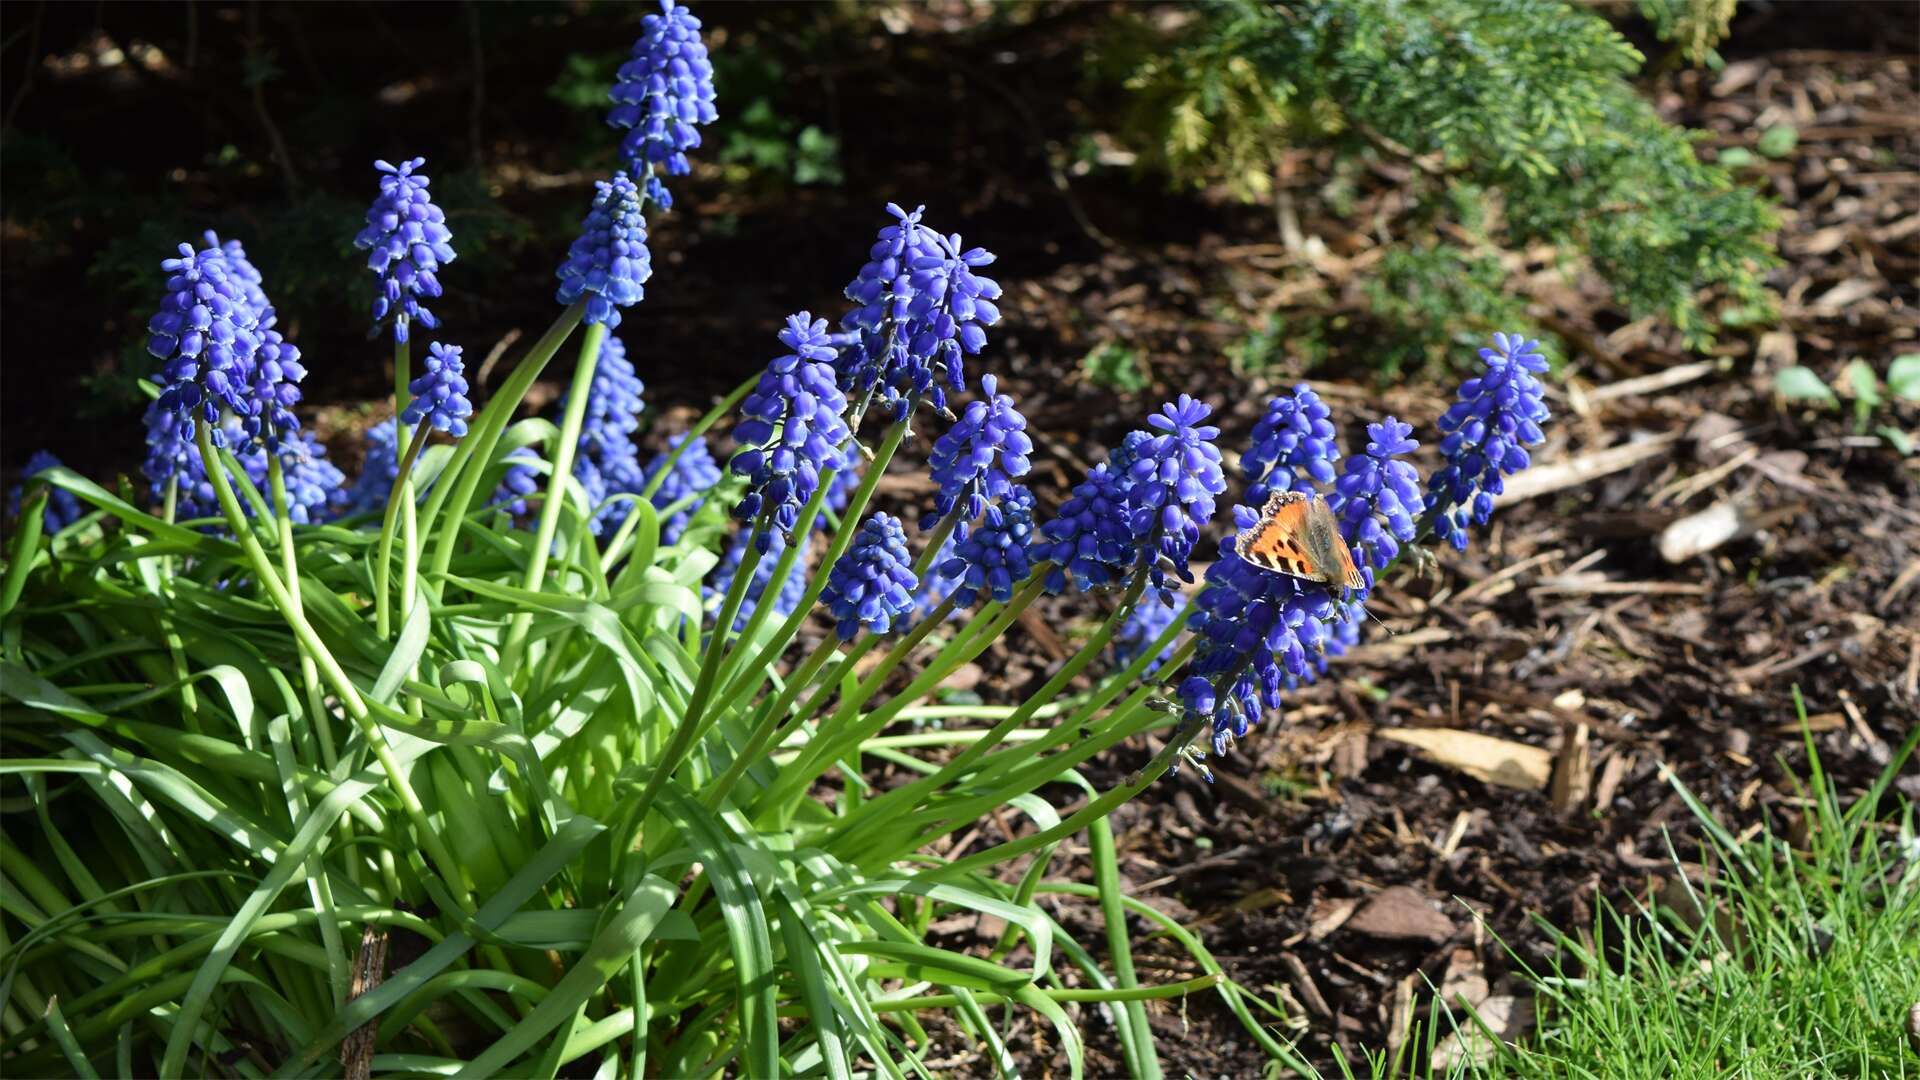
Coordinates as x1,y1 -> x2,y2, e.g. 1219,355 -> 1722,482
924,374 -> 1032,534
1111,587 -> 1184,676
731,313 -> 853,550
556,172 -> 651,328
940,485 -> 1035,608
1030,463 -> 1135,594
822,512 -> 919,640
706,526 -> 807,632
149,241 -> 263,447
1178,501 -> 1349,754
352,157 -> 455,342
344,419 -> 402,516
1428,332 -> 1551,550
204,230 -> 269,324
569,334 -> 646,463
643,434 -> 722,543
1243,384 -> 1340,504
275,433 -> 348,525
7,451 -> 82,532
1123,395 -> 1227,594
142,400 -> 201,511
1328,417 -> 1423,588
837,204 -> 1002,422
560,334 -> 648,535
644,174 -> 673,212
607,0 -> 718,178
401,343 -> 473,437
248,322 -> 307,451
491,448 -> 543,518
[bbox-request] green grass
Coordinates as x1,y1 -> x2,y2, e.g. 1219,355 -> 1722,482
1340,701 -> 1920,1080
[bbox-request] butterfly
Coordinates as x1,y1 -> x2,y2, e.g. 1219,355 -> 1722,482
1238,490 -> 1366,593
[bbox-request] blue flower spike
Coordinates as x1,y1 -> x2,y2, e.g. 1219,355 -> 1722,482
1244,384 -> 1340,503
925,373 -> 1032,534
940,485 -> 1035,608
7,451 -> 83,533
643,434 -> 723,543
1030,463 -> 1135,595
344,419 -> 402,516
1124,395 -> 1227,594
836,203 -> 1003,424
352,157 -> 455,342
149,241 -> 264,448
1428,332 -> 1551,550
401,343 -> 473,437
1329,416 -> 1424,589
556,172 -> 652,328
608,0 -> 718,182
731,312 -> 854,550
822,512 -> 919,640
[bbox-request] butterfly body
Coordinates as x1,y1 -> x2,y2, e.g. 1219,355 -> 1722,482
1239,490 -> 1366,592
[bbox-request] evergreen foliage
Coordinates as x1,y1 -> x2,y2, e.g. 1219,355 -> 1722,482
1108,0 -> 1779,369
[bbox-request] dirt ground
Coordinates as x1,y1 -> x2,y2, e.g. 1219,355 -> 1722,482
4,3 -> 1916,1076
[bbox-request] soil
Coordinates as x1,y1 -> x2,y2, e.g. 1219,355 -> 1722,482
3,3 -> 1916,1077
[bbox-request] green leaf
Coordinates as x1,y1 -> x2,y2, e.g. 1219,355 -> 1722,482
1887,354 -> 1920,401
1773,366 -> 1836,404
1876,426 -> 1914,456
1841,359 -> 1882,407
452,875 -> 677,1079
1757,124 -> 1798,158
289,815 -> 608,1065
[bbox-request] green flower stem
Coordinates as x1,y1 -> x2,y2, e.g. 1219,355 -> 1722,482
424,301 -> 586,597
911,702 -> 1176,881
157,476 -> 201,721
636,376 -> 759,503
268,456 -> 336,770
854,657 -> 1190,861
700,634 -> 842,810
194,426 -> 470,912
912,501 -> 966,580
816,570 -> 1081,838
760,577 -> 1045,819
373,433 -> 432,640
916,571 -> 1148,793
773,591 -> 964,792
1089,814 -> 1160,1079
711,421 -> 909,707
708,466 -> 839,694
614,514 -> 768,842
502,322 -> 610,671
752,633 -> 881,763
960,629 -> 1196,795
392,336 -> 423,625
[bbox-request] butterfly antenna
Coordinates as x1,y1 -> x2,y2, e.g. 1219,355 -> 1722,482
1350,592 -> 1396,636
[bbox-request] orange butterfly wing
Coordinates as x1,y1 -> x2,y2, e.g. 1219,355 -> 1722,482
1241,492 -> 1318,580
1329,532 -> 1367,591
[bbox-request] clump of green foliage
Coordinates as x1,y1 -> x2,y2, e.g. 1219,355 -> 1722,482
1104,0 -> 1779,372
1080,340 -> 1149,392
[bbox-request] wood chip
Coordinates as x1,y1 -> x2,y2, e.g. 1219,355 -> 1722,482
1346,885 -> 1456,945
1280,952 -> 1334,1020
1378,727 -> 1554,790
1550,723 -> 1592,817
